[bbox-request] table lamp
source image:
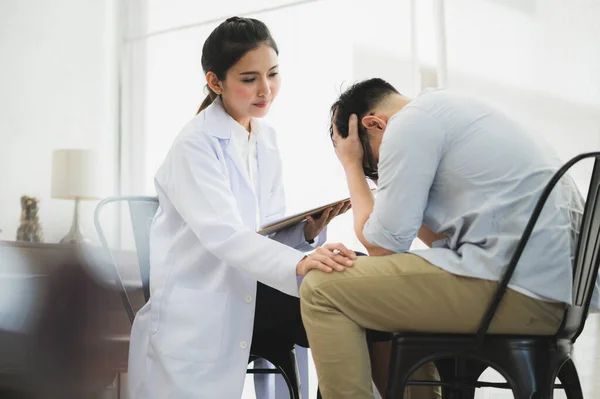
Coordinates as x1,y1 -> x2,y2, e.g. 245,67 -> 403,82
51,149 -> 101,244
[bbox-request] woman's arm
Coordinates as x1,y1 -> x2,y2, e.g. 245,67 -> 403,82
163,133 -> 304,296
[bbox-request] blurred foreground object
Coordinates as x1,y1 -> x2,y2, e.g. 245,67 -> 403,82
28,251 -> 120,398
0,245 -> 123,398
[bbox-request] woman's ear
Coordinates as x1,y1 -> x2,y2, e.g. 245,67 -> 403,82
206,72 -> 223,95
361,115 -> 387,132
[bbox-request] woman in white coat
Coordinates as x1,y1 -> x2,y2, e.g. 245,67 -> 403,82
127,17 -> 356,398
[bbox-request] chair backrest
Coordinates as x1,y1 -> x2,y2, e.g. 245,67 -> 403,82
94,195 -> 159,324
560,157 -> 600,341
476,152 -> 600,346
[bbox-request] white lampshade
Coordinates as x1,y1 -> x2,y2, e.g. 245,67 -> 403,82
51,149 -> 101,200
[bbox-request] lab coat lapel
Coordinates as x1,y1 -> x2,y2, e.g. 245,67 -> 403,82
222,139 -> 254,192
205,100 -> 258,228
220,140 -> 258,230
204,99 -> 255,192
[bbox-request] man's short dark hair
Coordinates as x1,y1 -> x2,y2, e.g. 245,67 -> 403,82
329,78 -> 400,180
330,78 -> 400,139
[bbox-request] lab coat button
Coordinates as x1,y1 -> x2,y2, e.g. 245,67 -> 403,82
245,295 -> 253,303
240,341 -> 248,349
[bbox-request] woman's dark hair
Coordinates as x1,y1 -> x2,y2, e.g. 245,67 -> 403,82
329,78 -> 400,180
196,17 -> 279,114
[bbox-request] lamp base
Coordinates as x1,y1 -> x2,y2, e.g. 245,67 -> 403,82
60,197 -> 90,245
59,231 -> 90,245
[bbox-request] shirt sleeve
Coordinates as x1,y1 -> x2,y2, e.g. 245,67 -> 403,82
363,106 -> 446,253
269,218 -> 327,252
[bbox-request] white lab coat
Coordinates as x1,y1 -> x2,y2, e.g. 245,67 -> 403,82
127,100 -> 325,399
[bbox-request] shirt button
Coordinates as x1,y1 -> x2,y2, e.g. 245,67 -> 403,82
240,341 -> 248,349
245,295 -> 253,303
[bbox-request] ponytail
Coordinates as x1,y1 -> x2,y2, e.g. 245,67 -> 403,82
196,86 -> 218,115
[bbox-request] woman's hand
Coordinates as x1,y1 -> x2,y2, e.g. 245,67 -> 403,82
304,200 -> 352,242
296,243 -> 357,276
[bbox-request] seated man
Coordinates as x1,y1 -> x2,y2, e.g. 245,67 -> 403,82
299,79 -> 586,399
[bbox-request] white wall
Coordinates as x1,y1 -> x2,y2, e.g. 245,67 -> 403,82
0,0 -> 119,243
144,0 -> 305,35
444,0 -> 600,191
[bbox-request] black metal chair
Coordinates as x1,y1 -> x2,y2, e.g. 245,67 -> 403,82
247,351 -> 302,399
94,195 -> 302,399
386,152 -> 600,399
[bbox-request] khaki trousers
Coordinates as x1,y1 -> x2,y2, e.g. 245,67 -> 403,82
299,253 -> 565,399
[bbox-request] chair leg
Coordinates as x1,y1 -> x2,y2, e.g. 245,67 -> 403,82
483,351 -> 554,399
284,348 -> 301,399
255,348 -> 301,399
557,358 -> 583,399
385,343 -> 434,399
434,358 -> 459,399
433,358 -> 487,399
456,359 -> 487,399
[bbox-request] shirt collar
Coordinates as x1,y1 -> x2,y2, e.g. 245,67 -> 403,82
203,97 -> 260,140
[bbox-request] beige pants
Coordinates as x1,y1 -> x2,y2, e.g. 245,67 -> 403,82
300,253 -> 565,399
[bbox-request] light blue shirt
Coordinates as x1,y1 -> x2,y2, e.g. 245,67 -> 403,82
363,89 -> 598,307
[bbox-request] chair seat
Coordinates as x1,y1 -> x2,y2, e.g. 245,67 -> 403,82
393,332 -> 567,350
389,332 -> 578,398
392,332 -> 572,372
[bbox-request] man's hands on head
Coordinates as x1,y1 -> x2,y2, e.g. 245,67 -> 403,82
331,112 -> 364,169
296,243 -> 357,276
330,111 -> 389,256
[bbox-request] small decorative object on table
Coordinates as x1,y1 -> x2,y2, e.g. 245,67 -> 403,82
16,195 -> 44,242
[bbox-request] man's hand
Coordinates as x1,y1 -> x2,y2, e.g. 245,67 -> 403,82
304,200 -> 352,242
296,243 -> 357,276
331,113 -> 364,168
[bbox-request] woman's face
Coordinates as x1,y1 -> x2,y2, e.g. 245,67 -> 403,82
217,44 -> 280,129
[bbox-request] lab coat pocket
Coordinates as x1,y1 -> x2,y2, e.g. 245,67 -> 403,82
155,287 -> 228,363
